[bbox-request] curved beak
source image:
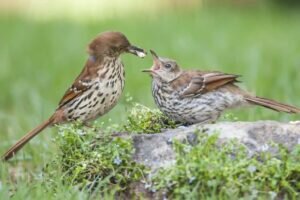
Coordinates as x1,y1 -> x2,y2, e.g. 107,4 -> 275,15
150,49 -> 158,59
141,69 -> 154,73
150,49 -> 160,65
142,49 -> 161,74
126,45 -> 147,58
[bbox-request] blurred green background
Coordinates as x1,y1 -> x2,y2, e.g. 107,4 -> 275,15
0,0 -> 300,198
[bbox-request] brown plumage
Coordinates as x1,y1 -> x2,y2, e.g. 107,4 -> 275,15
2,31 -> 146,161
142,50 -> 300,125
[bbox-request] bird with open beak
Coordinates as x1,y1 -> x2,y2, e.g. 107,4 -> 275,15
142,50 -> 300,125
2,31 -> 146,161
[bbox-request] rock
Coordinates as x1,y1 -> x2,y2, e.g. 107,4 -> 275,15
129,121 -> 300,171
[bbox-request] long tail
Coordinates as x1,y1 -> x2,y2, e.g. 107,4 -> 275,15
2,118 -> 53,161
245,96 -> 300,114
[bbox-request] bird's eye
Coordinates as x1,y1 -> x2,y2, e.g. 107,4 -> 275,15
165,64 -> 172,69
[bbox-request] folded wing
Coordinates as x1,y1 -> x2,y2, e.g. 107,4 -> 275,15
179,71 -> 240,98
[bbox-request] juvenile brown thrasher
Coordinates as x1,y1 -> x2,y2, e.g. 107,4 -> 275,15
2,31 -> 146,161
142,50 -> 300,125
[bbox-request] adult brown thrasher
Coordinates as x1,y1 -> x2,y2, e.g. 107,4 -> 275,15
142,50 -> 300,125
2,31 -> 146,161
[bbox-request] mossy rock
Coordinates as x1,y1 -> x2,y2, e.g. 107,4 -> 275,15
44,104 -> 300,199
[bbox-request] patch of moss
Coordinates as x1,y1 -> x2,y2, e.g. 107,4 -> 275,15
44,122 -> 146,195
124,103 -> 176,133
150,133 -> 300,199
43,103 -> 176,197
44,104 -> 300,199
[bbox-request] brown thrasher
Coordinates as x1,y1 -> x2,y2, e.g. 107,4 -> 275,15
142,50 -> 300,125
2,31 -> 146,161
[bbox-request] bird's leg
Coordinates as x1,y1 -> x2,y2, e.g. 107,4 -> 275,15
82,122 -> 98,132
83,121 -> 93,128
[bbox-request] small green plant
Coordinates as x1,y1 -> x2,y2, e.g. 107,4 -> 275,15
43,105 -> 300,199
221,112 -> 239,121
150,133 -> 300,199
43,103 -> 176,196
124,103 -> 176,133
44,122 -> 146,195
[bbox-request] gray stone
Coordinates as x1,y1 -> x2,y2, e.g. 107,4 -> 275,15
128,121 -> 300,170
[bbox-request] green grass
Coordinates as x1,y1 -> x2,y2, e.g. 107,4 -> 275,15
1,5 -> 300,199
44,123 -> 146,196
151,133 -> 300,199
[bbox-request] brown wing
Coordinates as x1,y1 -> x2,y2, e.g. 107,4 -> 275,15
178,71 -> 240,98
58,80 -> 91,108
57,58 -> 102,108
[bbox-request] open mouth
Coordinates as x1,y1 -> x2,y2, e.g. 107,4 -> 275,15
141,49 -> 161,75
153,64 -> 160,70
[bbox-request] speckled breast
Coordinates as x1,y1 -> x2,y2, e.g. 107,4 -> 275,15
64,59 -> 125,122
152,81 -> 245,124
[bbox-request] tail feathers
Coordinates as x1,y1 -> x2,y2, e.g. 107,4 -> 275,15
2,119 -> 53,161
245,96 -> 300,114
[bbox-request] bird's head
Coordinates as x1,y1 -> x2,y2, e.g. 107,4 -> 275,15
88,31 -> 146,59
142,50 -> 182,82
